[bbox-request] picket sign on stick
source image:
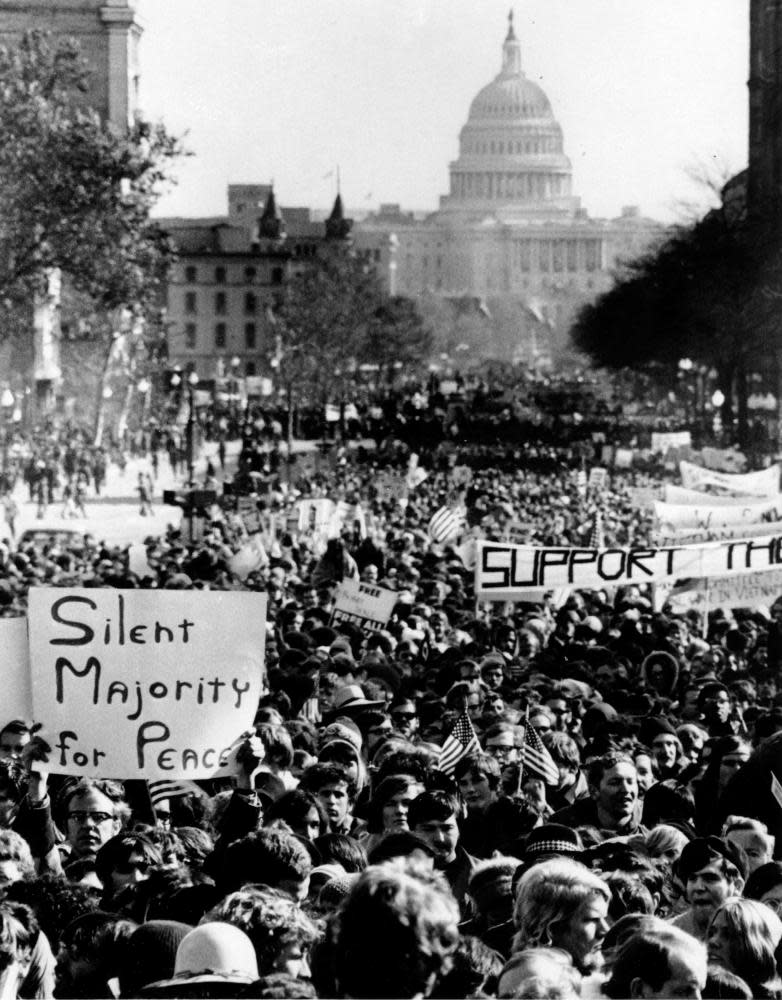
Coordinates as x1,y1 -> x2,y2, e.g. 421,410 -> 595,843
331,579 -> 396,633
474,536 -> 782,600
28,589 -> 267,780
0,618 -> 33,721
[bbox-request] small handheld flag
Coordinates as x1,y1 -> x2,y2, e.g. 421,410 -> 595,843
439,711 -> 479,775
522,722 -> 559,785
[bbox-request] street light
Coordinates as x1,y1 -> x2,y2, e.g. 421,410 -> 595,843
712,389 -> 725,442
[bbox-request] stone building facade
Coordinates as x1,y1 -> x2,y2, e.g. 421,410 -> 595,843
0,0 -> 141,132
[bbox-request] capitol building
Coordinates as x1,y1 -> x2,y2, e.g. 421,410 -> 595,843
354,12 -> 664,361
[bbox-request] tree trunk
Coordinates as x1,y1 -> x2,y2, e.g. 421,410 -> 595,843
717,363 -> 733,440
735,359 -> 749,449
93,335 -> 116,446
286,383 -> 295,481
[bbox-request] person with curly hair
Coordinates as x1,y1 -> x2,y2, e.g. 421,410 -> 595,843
207,885 -> 319,981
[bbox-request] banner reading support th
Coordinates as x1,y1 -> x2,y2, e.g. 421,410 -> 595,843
28,589 -> 266,779
475,537 -> 782,600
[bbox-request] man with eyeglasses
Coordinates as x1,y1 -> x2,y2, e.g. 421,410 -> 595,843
58,779 -> 124,862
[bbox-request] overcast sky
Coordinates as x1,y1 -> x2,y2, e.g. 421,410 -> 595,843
136,0 -> 750,224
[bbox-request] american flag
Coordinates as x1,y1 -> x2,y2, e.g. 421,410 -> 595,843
439,711 -> 479,775
147,779 -> 206,807
588,510 -> 605,549
522,723 -> 559,785
428,505 -> 466,543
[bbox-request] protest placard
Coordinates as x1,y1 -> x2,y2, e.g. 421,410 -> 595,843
614,448 -> 634,469
229,535 -> 268,580
627,486 -> 660,510
474,535 -> 782,600
297,498 -> 335,534
679,460 -> 779,496
588,467 -> 608,490
28,589 -> 266,779
331,579 -> 396,632
0,618 -> 32,722
651,431 -> 691,453
237,495 -> 262,534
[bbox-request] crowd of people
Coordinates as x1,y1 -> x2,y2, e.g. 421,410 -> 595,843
0,372 -> 778,998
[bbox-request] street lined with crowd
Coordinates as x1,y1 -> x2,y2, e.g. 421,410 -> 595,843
0,370 -> 778,997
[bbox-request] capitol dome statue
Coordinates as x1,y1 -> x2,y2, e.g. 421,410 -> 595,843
440,10 -> 580,217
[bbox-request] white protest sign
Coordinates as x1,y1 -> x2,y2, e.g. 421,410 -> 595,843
680,460 -> 779,496
654,520 -> 782,545
331,579 -> 397,632
651,431 -> 691,453
29,589 -> 266,779
614,448 -> 634,469
588,467 -> 608,490
700,448 -> 746,473
663,485 -> 782,506
667,569 -> 782,614
654,497 -> 782,530
297,498 -> 335,534
0,618 -> 32,723
474,535 -> 782,600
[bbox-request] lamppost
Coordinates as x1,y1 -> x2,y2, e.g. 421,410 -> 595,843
186,371 -> 199,486
678,357 -> 694,424
0,389 -> 14,481
712,389 -> 725,443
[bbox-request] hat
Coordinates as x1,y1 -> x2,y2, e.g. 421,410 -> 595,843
331,684 -> 384,713
523,824 -> 583,865
639,715 -> 677,747
677,836 -> 749,883
146,923 -> 258,989
468,857 -> 521,909
320,722 -> 363,752
118,920 -> 192,997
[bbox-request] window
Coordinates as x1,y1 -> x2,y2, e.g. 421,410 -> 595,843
246,361 -> 257,376
245,292 -> 257,314
552,241 -> 564,273
245,322 -> 256,349
185,291 -> 197,314
185,265 -> 197,283
271,267 -> 284,285
585,240 -> 600,272
245,266 -> 256,280
374,249 -> 381,262
215,266 -> 226,283
215,323 -> 226,349
567,240 -> 578,272
185,323 -> 197,349
215,291 -> 226,315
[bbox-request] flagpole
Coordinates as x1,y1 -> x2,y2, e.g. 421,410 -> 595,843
515,705 -> 528,798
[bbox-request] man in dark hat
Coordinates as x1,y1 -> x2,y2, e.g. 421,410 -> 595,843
668,836 -> 748,942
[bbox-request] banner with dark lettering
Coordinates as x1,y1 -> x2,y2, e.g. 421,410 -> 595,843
331,579 -> 396,632
654,498 -> 782,530
653,520 -> 782,545
665,569 -> 782,615
474,537 -> 782,600
28,589 -> 266,779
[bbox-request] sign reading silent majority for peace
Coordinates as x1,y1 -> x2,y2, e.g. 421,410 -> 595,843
331,579 -> 396,632
28,589 -> 267,780
474,536 -> 782,600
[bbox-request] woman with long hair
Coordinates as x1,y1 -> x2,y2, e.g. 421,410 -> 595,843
706,897 -> 782,998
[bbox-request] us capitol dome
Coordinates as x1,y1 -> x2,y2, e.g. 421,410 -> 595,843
440,10 -> 580,217
353,10 -> 663,360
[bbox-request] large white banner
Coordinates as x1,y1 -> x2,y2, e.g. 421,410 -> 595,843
667,569 -> 782,614
679,460 -> 780,497
654,498 -> 782,530
475,536 -> 782,600
654,521 -> 782,546
29,589 -> 266,779
664,484 -> 782,507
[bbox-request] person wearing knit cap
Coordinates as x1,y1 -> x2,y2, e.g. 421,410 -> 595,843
118,920 -> 192,998
460,856 -> 521,959
669,836 -> 748,942
640,717 -> 684,780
